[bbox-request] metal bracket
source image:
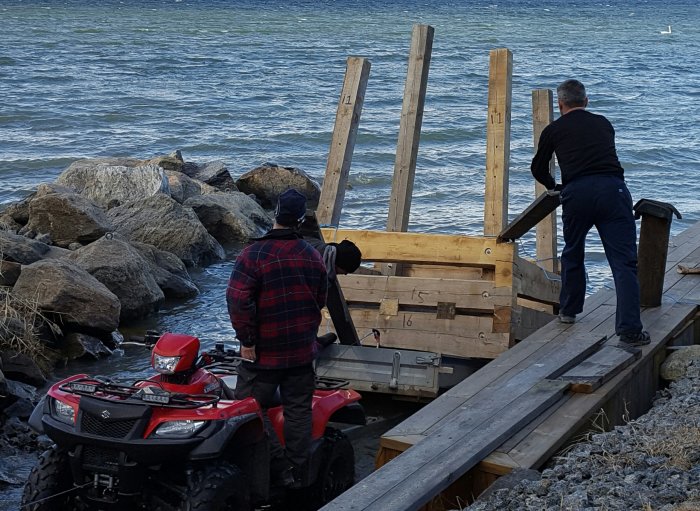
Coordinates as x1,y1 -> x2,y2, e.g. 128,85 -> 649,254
436,301 -> 456,320
416,355 -> 441,366
389,351 -> 401,389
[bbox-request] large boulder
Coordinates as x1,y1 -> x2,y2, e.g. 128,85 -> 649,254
61,332 -> 113,360
660,345 -> 700,381
68,237 -> 165,320
0,351 -> 46,387
182,160 -> 237,192
24,190 -> 113,248
57,158 -> 170,208
12,259 -> 121,334
0,231 -> 51,264
235,163 -> 321,209
146,151 -> 186,173
184,192 -> 272,244
107,194 -> 225,267
131,242 -> 199,299
0,198 -> 30,232
166,170 -> 218,204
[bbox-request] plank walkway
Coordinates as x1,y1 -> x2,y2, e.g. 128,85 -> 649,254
321,220 -> 700,511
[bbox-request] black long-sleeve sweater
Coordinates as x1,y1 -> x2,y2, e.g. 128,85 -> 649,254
531,109 -> 624,189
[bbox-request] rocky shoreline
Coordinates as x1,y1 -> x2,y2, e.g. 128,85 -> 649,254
0,152 -> 324,493
466,349 -> 700,511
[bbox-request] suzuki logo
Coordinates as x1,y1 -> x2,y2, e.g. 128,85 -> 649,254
101,410 -> 111,419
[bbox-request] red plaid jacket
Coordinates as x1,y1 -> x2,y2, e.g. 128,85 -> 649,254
226,229 -> 328,369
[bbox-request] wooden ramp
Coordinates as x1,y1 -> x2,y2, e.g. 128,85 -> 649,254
321,221 -> 700,511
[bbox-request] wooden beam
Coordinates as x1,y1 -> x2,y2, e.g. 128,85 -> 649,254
484,48 -> 513,236
325,309 -> 511,359
559,345 -> 641,393
320,229 -> 516,267
512,255 -> 560,306
338,274 -> 513,311
316,57 -> 371,227
384,24 -> 434,276
532,89 -> 558,273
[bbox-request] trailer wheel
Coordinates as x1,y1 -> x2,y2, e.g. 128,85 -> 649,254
181,461 -> 250,511
308,428 -> 355,508
21,446 -> 82,511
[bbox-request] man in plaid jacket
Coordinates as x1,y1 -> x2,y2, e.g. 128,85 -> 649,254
227,188 -> 328,488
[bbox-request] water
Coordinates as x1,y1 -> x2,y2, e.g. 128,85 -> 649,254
1,0 -> 698,357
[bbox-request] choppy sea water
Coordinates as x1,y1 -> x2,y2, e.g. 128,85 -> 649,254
0,1 -> 699,505
1,0 -> 699,373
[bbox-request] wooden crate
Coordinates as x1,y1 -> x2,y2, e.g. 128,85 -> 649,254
321,229 -> 559,360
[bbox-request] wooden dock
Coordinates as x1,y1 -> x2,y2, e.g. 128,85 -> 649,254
321,220 -> 700,511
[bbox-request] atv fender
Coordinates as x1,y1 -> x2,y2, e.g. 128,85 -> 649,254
28,395 -> 48,434
189,412 -> 264,460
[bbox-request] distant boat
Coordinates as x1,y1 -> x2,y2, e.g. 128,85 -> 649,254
661,25 -> 672,34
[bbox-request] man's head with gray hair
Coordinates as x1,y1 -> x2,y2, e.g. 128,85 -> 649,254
557,79 -> 588,108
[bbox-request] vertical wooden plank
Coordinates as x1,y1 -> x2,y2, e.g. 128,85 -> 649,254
316,57 -> 371,227
383,24 -> 434,276
531,89 -> 559,274
484,48 -> 513,237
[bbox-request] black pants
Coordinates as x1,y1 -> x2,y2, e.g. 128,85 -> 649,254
234,363 -> 315,471
560,174 -> 643,335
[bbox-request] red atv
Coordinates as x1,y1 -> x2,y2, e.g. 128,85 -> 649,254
21,331 -> 364,510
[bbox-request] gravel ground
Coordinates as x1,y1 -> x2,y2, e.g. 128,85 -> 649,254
466,366 -> 700,511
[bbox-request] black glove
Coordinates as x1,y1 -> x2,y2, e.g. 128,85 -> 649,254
552,183 -> 563,192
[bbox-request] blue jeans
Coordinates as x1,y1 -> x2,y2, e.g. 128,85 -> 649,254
559,174 -> 643,335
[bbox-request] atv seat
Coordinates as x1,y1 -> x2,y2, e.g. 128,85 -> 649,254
219,375 -> 237,400
218,374 -> 282,407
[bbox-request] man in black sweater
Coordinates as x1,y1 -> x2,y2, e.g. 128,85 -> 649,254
531,79 -> 650,346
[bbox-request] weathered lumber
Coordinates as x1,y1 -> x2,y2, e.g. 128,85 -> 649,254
322,380 -> 569,511
316,56 -> 371,227
338,274 -> 514,311
497,190 -> 560,243
386,24 -> 433,235
558,345 -> 641,393
484,48 -> 513,236
320,229 -> 516,267
531,89 -> 558,273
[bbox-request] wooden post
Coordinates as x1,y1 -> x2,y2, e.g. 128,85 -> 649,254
531,89 -> 559,274
483,48 -> 513,237
383,24 -> 434,276
316,57 -> 371,227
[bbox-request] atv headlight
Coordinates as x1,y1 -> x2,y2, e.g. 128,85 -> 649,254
153,354 -> 181,374
152,420 -> 205,438
51,398 -> 75,425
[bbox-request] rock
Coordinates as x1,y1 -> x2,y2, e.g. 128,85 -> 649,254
0,230 -> 50,264
68,236 -> 164,320
3,394 -> 36,420
62,332 -> 112,360
184,192 -> 272,244
3,378 -> 37,403
12,259 -> 121,334
68,242 -> 83,251
0,351 -> 46,387
0,260 -> 21,286
476,469 -> 542,502
0,197 -> 30,229
57,158 -> 171,208
146,151 -> 185,173
107,194 -> 224,267
131,242 -> 199,298
25,191 -> 113,248
660,345 -> 700,381
183,160 -> 238,192
235,163 -> 321,209
166,170 -> 218,204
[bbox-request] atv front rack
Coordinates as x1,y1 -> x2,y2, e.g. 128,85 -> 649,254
60,377 -> 220,409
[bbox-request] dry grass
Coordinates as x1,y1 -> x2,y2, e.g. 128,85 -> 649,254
0,286 -> 60,374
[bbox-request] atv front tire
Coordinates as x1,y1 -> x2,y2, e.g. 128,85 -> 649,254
21,446 -> 81,511
181,461 -> 250,511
